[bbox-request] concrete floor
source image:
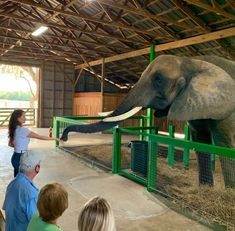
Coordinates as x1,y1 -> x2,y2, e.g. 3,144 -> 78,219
0,128 -> 212,231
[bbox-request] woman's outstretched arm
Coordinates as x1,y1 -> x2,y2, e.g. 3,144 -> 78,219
27,131 -> 61,142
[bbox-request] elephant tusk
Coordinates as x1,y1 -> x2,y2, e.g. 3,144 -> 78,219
97,110 -> 113,116
102,106 -> 142,122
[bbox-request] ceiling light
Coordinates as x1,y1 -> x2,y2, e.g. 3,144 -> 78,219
32,26 -> 48,36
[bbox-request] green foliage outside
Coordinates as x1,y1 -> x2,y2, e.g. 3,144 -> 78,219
0,91 -> 31,101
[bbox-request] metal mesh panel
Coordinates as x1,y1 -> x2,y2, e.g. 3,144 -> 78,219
149,140 -> 235,230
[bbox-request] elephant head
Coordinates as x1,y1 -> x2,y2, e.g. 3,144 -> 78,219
61,55 -> 235,141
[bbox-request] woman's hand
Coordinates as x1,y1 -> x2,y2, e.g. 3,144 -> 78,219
55,138 -> 64,144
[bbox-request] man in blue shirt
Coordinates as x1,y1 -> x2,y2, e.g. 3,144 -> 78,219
3,151 -> 44,231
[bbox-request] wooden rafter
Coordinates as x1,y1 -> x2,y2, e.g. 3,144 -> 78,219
172,0 -> 235,59
0,12 -> 150,45
9,0 -> 162,37
76,27 -> 235,69
185,0 -> 235,20
94,0 -> 192,30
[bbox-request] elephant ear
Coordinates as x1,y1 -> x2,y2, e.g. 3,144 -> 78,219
168,59 -> 235,121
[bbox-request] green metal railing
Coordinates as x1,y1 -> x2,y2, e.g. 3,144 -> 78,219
53,115 -> 235,192
53,115 -> 147,146
111,126 -> 235,192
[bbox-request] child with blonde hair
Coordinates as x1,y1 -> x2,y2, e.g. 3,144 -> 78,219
78,197 -> 116,231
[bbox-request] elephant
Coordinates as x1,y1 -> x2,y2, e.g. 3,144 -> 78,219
61,55 -> 235,188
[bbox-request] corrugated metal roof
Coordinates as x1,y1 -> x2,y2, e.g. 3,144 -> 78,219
0,0 -> 234,87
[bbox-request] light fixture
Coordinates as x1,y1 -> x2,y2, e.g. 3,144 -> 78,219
32,26 -> 48,36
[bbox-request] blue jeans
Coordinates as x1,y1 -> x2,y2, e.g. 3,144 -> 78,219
11,152 -> 23,177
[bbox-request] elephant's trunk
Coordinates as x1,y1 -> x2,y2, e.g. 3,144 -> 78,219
60,121 -> 118,141
61,85 -> 144,141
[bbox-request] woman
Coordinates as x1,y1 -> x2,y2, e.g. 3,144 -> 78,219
78,197 -> 116,231
8,109 -> 60,177
27,183 -> 68,231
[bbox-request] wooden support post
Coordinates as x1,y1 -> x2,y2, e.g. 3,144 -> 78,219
101,58 -> 105,112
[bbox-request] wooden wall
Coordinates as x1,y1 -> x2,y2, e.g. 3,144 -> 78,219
102,93 -> 126,112
155,117 -> 186,133
73,92 -> 102,116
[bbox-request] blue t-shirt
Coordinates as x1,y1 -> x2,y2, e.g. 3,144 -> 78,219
14,126 -> 31,153
3,173 -> 39,231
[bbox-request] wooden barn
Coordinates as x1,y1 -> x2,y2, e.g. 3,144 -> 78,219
0,1 -> 235,231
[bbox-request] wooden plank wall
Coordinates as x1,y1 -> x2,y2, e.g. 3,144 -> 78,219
103,93 -> 142,127
73,92 -> 102,117
155,117 -> 186,133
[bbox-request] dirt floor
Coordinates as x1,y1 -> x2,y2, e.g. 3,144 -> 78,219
64,144 -> 235,230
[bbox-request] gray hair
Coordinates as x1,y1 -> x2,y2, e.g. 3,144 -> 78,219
19,151 -> 43,173
78,197 -> 116,231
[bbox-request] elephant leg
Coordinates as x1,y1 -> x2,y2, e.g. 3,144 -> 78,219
190,130 -> 214,186
211,114 -> 235,188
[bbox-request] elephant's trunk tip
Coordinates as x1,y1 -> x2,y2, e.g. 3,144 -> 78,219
60,132 -> 68,141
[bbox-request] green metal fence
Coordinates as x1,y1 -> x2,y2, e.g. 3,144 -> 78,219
110,126 -> 235,190
54,115 -> 235,228
53,116 -> 235,186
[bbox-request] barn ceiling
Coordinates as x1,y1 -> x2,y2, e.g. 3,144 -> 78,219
0,0 -> 235,88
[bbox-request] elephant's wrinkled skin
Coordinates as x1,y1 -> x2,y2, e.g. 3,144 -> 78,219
61,55 -> 235,188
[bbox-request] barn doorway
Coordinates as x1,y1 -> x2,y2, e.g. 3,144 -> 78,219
0,64 -> 40,127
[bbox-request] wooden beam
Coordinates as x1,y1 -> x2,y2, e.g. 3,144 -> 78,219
0,51 -> 74,62
101,57 -> 105,95
172,0 -> 235,60
186,0 -> 235,20
0,40 -> 112,56
73,68 -> 83,88
76,27 -> 235,69
0,24 -> 130,51
0,47 -> 78,61
101,57 -> 105,111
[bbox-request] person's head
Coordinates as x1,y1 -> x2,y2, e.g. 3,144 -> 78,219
37,183 -> 68,223
78,197 -> 115,231
8,109 -> 26,142
19,151 -> 44,179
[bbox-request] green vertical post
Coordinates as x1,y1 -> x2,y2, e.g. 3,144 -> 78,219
183,124 -> 190,169
147,140 -> 158,192
112,127 -> 121,174
146,45 -> 155,141
139,116 -> 144,141
154,127 -> 158,135
53,117 -> 59,147
167,125 -> 175,167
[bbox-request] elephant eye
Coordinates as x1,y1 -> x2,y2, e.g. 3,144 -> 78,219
153,74 -> 164,88
156,78 -> 162,84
